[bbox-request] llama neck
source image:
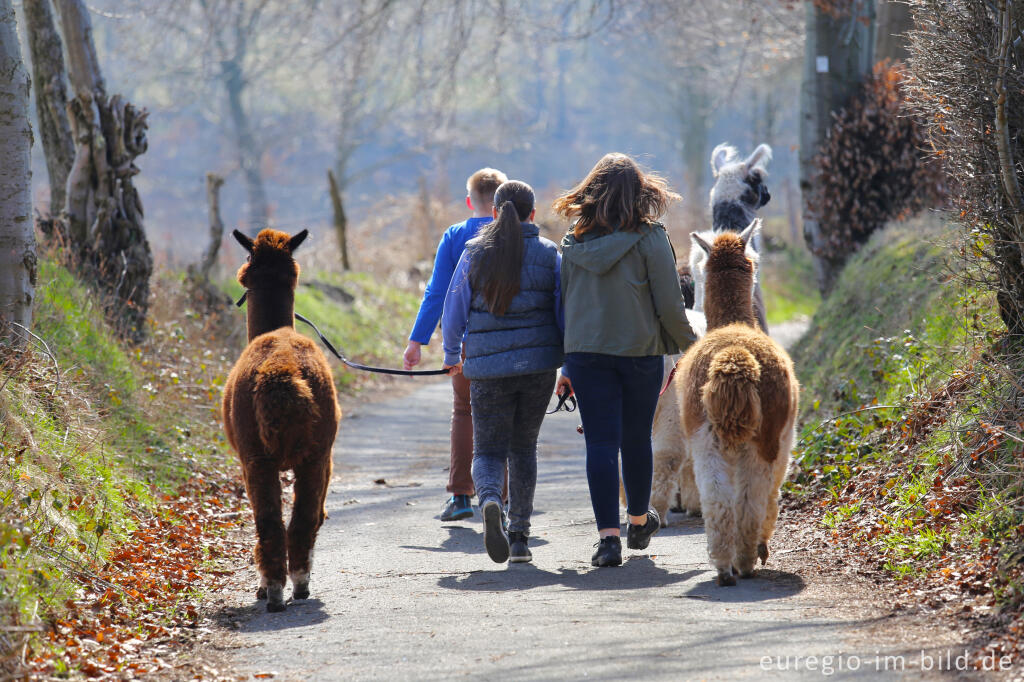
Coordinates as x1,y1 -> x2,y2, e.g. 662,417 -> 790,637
703,270 -> 757,331
245,287 -> 295,341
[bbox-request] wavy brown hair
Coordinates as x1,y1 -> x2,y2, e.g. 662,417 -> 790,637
552,153 -> 680,238
468,180 -> 535,316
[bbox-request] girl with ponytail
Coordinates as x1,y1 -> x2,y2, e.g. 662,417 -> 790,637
441,180 -> 564,565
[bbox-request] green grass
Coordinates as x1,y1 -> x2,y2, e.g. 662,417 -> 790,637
782,218 -> 1024,583
0,259 -> 234,643
760,244 -> 821,324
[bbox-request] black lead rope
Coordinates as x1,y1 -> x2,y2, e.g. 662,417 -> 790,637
236,291 -> 448,376
546,390 -> 577,414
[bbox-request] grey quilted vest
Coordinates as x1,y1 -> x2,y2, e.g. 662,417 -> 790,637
462,224 -> 563,380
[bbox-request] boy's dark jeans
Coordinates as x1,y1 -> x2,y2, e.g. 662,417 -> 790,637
470,371 -> 556,534
564,353 -> 663,531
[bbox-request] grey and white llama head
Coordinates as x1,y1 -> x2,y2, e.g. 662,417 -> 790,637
689,219 -> 762,316
709,142 -> 772,234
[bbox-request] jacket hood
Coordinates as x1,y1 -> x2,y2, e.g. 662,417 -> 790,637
561,228 -> 646,275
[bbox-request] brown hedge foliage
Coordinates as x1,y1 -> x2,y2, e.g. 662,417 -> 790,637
809,61 -> 946,263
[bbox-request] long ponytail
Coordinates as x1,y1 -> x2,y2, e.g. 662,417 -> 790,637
468,180 -> 535,316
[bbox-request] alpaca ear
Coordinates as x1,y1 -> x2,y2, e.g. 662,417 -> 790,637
744,144 -> 773,171
710,143 -> 735,177
288,229 -> 309,252
233,229 -> 254,253
691,231 -> 713,256
738,219 -> 762,249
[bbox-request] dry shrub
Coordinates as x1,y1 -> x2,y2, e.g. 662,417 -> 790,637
809,60 -> 947,266
906,0 -> 1024,340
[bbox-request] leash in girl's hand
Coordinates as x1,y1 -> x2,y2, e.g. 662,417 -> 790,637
236,291 -> 448,376
546,389 -> 577,414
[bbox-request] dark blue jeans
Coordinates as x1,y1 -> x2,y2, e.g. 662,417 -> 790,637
564,353 -> 664,530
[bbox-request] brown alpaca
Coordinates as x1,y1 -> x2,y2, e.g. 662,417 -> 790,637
675,220 -> 798,586
222,228 -> 340,612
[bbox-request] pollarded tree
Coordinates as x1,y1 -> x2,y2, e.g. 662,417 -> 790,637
50,0 -> 153,343
0,0 -> 36,345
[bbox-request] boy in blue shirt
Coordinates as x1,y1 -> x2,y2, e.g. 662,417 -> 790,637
403,168 -> 508,521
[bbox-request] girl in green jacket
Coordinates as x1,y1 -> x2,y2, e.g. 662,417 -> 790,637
553,153 -> 697,567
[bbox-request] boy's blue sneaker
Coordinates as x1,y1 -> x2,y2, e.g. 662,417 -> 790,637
440,494 -> 473,522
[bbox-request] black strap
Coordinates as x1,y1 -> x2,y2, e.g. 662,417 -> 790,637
236,291 -> 448,376
546,390 -> 577,414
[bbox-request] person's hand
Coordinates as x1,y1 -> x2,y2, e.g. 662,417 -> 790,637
443,361 -> 463,377
556,374 -> 573,398
403,341 -> 422,370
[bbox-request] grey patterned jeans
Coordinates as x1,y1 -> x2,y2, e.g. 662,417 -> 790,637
470,370 -> 557,534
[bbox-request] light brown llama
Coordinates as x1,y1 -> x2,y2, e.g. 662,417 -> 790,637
675,220 -> 798,586
222,228 -> 340,612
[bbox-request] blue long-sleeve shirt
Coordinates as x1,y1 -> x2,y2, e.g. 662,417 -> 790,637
442,247 -> 564,367
408,216 -> 492,345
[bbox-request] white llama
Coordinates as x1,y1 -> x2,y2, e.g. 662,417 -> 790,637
676,220 -> 798,586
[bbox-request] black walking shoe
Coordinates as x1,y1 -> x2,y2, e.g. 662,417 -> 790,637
440,494 -> 473,522
482,501 -> 510,563
508,532 -> 532,563
626,508 -> 661,550
591,536 -> 622,567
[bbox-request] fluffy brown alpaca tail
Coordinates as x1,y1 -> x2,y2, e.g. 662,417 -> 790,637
253,359 -> 319,456
702,346 -> 762,449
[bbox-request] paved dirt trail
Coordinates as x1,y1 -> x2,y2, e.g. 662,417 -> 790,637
213,338 -> 971,680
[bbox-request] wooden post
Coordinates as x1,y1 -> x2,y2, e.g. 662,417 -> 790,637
327,169 -> 350,270
197,173 -> 226,281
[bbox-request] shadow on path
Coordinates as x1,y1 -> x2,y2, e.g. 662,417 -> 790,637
437,557 -> 702,592
680,568 -> 806,602
213,598 -> 330,633
401,525 -> 551,554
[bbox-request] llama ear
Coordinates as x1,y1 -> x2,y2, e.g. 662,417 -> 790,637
710,143 -> 735,177
744,144 -> 773,171
233,229 -> 254,253
288,229 -> 309,252
690,231 -> 712,256
739,219 -> 762,248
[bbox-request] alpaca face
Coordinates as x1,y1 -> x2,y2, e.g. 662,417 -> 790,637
233,228 -> 308,291
709,143 -> 772,211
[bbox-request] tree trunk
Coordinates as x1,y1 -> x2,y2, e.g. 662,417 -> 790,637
327,169 -> 350,270
197,172 -> 225,280
186,172 -> 232,311
24,0 -> 73,219
0,0 -> 36,344
681,76 -> 710,203
799,0 -> 876,293
52,0 -> 101,96
55,0 -> 152,343
875,0 -> 914,63
222,59 -> 269,229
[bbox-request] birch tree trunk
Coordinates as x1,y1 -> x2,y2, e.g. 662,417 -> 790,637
24,0 -> 73,219
799,0 -> 876,293
0,0 -> 36,344
54,0 -> 152,343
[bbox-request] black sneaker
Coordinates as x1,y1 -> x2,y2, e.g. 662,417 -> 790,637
482,500 -> 510,563
626,508 -> 661,550
440,494 -> 473,522
508,531 -> 532,563
591,536 -> 622,567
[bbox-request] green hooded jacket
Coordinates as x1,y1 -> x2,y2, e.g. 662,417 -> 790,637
560,222 -> 697,357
